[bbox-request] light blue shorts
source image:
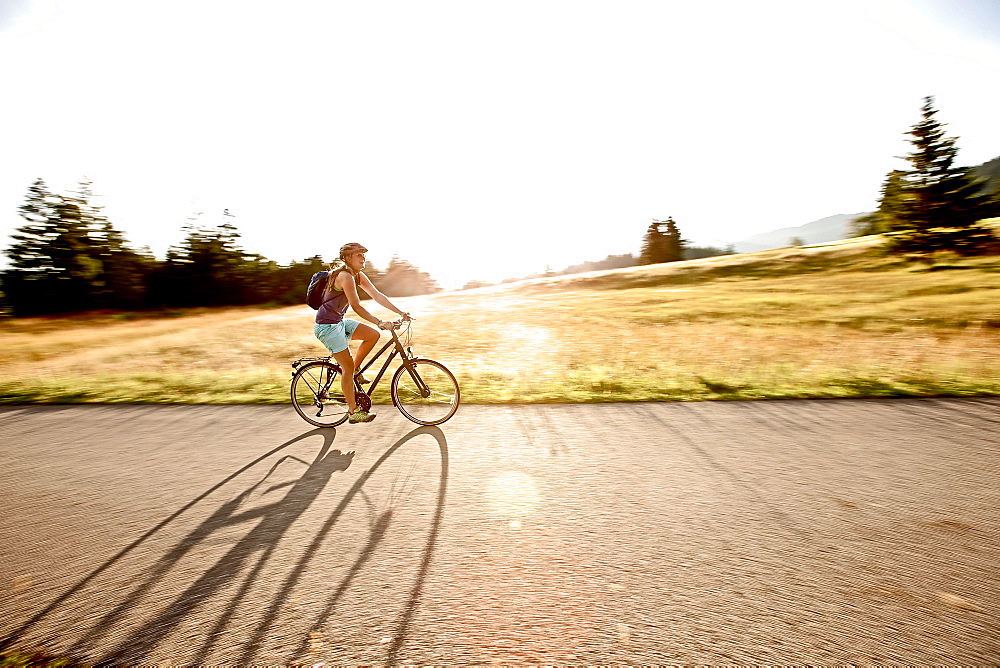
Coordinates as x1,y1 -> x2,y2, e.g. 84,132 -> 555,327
314,319 -> 361,354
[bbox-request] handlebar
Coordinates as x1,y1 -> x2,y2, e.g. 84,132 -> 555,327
379,315 -> 413,331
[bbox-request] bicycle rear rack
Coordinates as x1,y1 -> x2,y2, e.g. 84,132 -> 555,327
290,357 -> 340,381
291,356 -> 333,369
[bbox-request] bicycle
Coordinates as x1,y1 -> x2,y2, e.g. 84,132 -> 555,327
289,317 -> 460,427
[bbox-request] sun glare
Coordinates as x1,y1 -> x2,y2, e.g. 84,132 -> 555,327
485,471 -> 542,520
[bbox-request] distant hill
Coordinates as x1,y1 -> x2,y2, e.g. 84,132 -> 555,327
730,154 -> 1000,254
974,155 -> 1000,194
732,213 -> 870,253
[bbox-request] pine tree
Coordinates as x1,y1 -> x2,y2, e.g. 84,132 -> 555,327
884,97 -> 999,258
3,179 -> 60,314
3,178 -> 109,314
6,179 -> 59,271
639,220 -> 665,265
661,216 -> 686,262
639,217 -> 686,264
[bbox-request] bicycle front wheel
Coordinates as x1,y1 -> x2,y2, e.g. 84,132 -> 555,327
291,361 -> 350,427
391,359 -> 460,425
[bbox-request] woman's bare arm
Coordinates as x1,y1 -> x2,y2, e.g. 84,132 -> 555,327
335,272 -> 382,326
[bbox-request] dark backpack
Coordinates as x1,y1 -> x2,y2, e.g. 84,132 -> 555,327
307,271 -> 332,309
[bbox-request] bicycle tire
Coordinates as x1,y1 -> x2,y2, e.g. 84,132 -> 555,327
290,361 -> 350,427
390,358 -> 460,426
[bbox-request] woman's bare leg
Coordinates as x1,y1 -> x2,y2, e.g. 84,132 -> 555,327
331,349 -> 356,411
351,324 -> 381,372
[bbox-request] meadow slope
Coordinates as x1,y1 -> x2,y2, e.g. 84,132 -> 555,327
2,237 -> 1000,404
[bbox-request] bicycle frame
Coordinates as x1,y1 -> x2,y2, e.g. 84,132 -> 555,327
337,325 -> 430,399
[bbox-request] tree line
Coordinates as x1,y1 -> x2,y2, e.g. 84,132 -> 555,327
460,232 -> 731,289
1,180 -> 439,317
461,223 -> 730,289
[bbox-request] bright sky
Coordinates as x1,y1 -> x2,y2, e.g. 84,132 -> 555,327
1,0 -> 998,289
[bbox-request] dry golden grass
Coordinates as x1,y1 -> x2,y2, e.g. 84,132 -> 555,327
2,237 -> 1000,403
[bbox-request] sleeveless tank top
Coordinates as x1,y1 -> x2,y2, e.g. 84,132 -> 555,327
315,272 -> 351,324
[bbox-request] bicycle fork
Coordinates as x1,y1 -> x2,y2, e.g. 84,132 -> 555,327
400,357 -> 431,398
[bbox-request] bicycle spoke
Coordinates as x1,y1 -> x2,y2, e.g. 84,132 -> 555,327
397,385 -> 454,404
391,359 -> 460,425
291,362 -> 349,427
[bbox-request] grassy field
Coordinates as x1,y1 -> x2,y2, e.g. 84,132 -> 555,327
2,236 -> 1000,404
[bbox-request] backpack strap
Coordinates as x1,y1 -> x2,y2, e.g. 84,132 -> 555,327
318,269 -> 344,307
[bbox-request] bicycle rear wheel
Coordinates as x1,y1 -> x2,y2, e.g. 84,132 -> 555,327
291,361 -> 350,427
391,358 -> 460,425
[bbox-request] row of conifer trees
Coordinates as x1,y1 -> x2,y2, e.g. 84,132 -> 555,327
1,180 -> 439,317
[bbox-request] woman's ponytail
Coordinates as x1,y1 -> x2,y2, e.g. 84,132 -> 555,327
323,253 -> 357,296
323,258 -> 345,296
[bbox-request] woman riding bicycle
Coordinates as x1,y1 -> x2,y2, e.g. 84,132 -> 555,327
314,242 -> 410,424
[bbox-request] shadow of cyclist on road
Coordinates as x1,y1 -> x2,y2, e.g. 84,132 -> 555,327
5,423 -> 449,666
84,438 -> 355,662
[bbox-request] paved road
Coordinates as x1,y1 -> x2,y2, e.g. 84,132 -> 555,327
1,399 -> 998,664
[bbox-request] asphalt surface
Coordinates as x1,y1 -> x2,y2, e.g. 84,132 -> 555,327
1,399 -> 998,664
